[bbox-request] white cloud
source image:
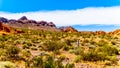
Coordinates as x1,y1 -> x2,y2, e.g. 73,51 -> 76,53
0,6 -> 120,26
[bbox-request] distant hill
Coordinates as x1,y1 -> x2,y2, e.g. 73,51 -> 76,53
72,24 -> 120,32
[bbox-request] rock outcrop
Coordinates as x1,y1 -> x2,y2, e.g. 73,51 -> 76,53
108,29 -> 120,35
0,22 -> 23,35
95,31 -> 106,35
59,26 -> 78,33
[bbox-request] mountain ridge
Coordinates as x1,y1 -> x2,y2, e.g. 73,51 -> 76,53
0,16 -> 120,34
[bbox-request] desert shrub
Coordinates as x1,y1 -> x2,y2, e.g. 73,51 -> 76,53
21,50 -> 31,59
96,45 -> 119,56
114,37 -> 118,39
28,54 -> 72,68
74,47 -> 84,55
106,56 -> 118,65
0,43 -> 6,49
83,39 -> 89,43
6,45 -> 20,58
81,50 -> 107,61
31,56 -> 44,68
43,41 -> 64,52
90,41 -> 96,45
69,49 -> 75,54
44,56 -> 55,68
22,44 -> 29,49
0,36 -> 7,41
63,45 -> 70,51
0,49 -> 6,56
31,47 -> 37,50
0,61 -> 16,68
30,55 -> 63,68
74,56 -> 82,63
104,60 -> 112,66
64,39 -> 72,46
111,41 -> 117,45
58,55 -> 66,61
97,40 -> 108,46
64,63 -> 74,68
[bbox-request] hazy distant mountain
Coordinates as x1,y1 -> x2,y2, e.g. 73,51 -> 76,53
72,24 -> 120,32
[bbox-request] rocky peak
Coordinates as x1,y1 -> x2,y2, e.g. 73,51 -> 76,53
47,22 -> 56,27
19,16 -> 28,20
0,17 -> 8,23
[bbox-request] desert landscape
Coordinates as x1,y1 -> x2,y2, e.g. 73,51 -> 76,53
0,16 -> 119,68
0,0 -> 120,68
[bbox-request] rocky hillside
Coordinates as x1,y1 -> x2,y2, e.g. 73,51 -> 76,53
59,26 -> 78,33
1,16 -> 120,34
0,16 -> 80,32
0,22 -> 23,35
108,29 -> 120,35
0,16 -> 59,31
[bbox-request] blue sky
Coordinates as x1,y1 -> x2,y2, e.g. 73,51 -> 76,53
0,0 -> 120,30
0,0 -> 120,12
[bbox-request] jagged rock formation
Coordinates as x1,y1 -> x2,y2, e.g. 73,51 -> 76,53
0,16 -> 59,31
18,16 -> 28,20
59,26 -> 78,33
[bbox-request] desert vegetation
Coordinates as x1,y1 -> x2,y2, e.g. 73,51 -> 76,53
0,27 -> 119,68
